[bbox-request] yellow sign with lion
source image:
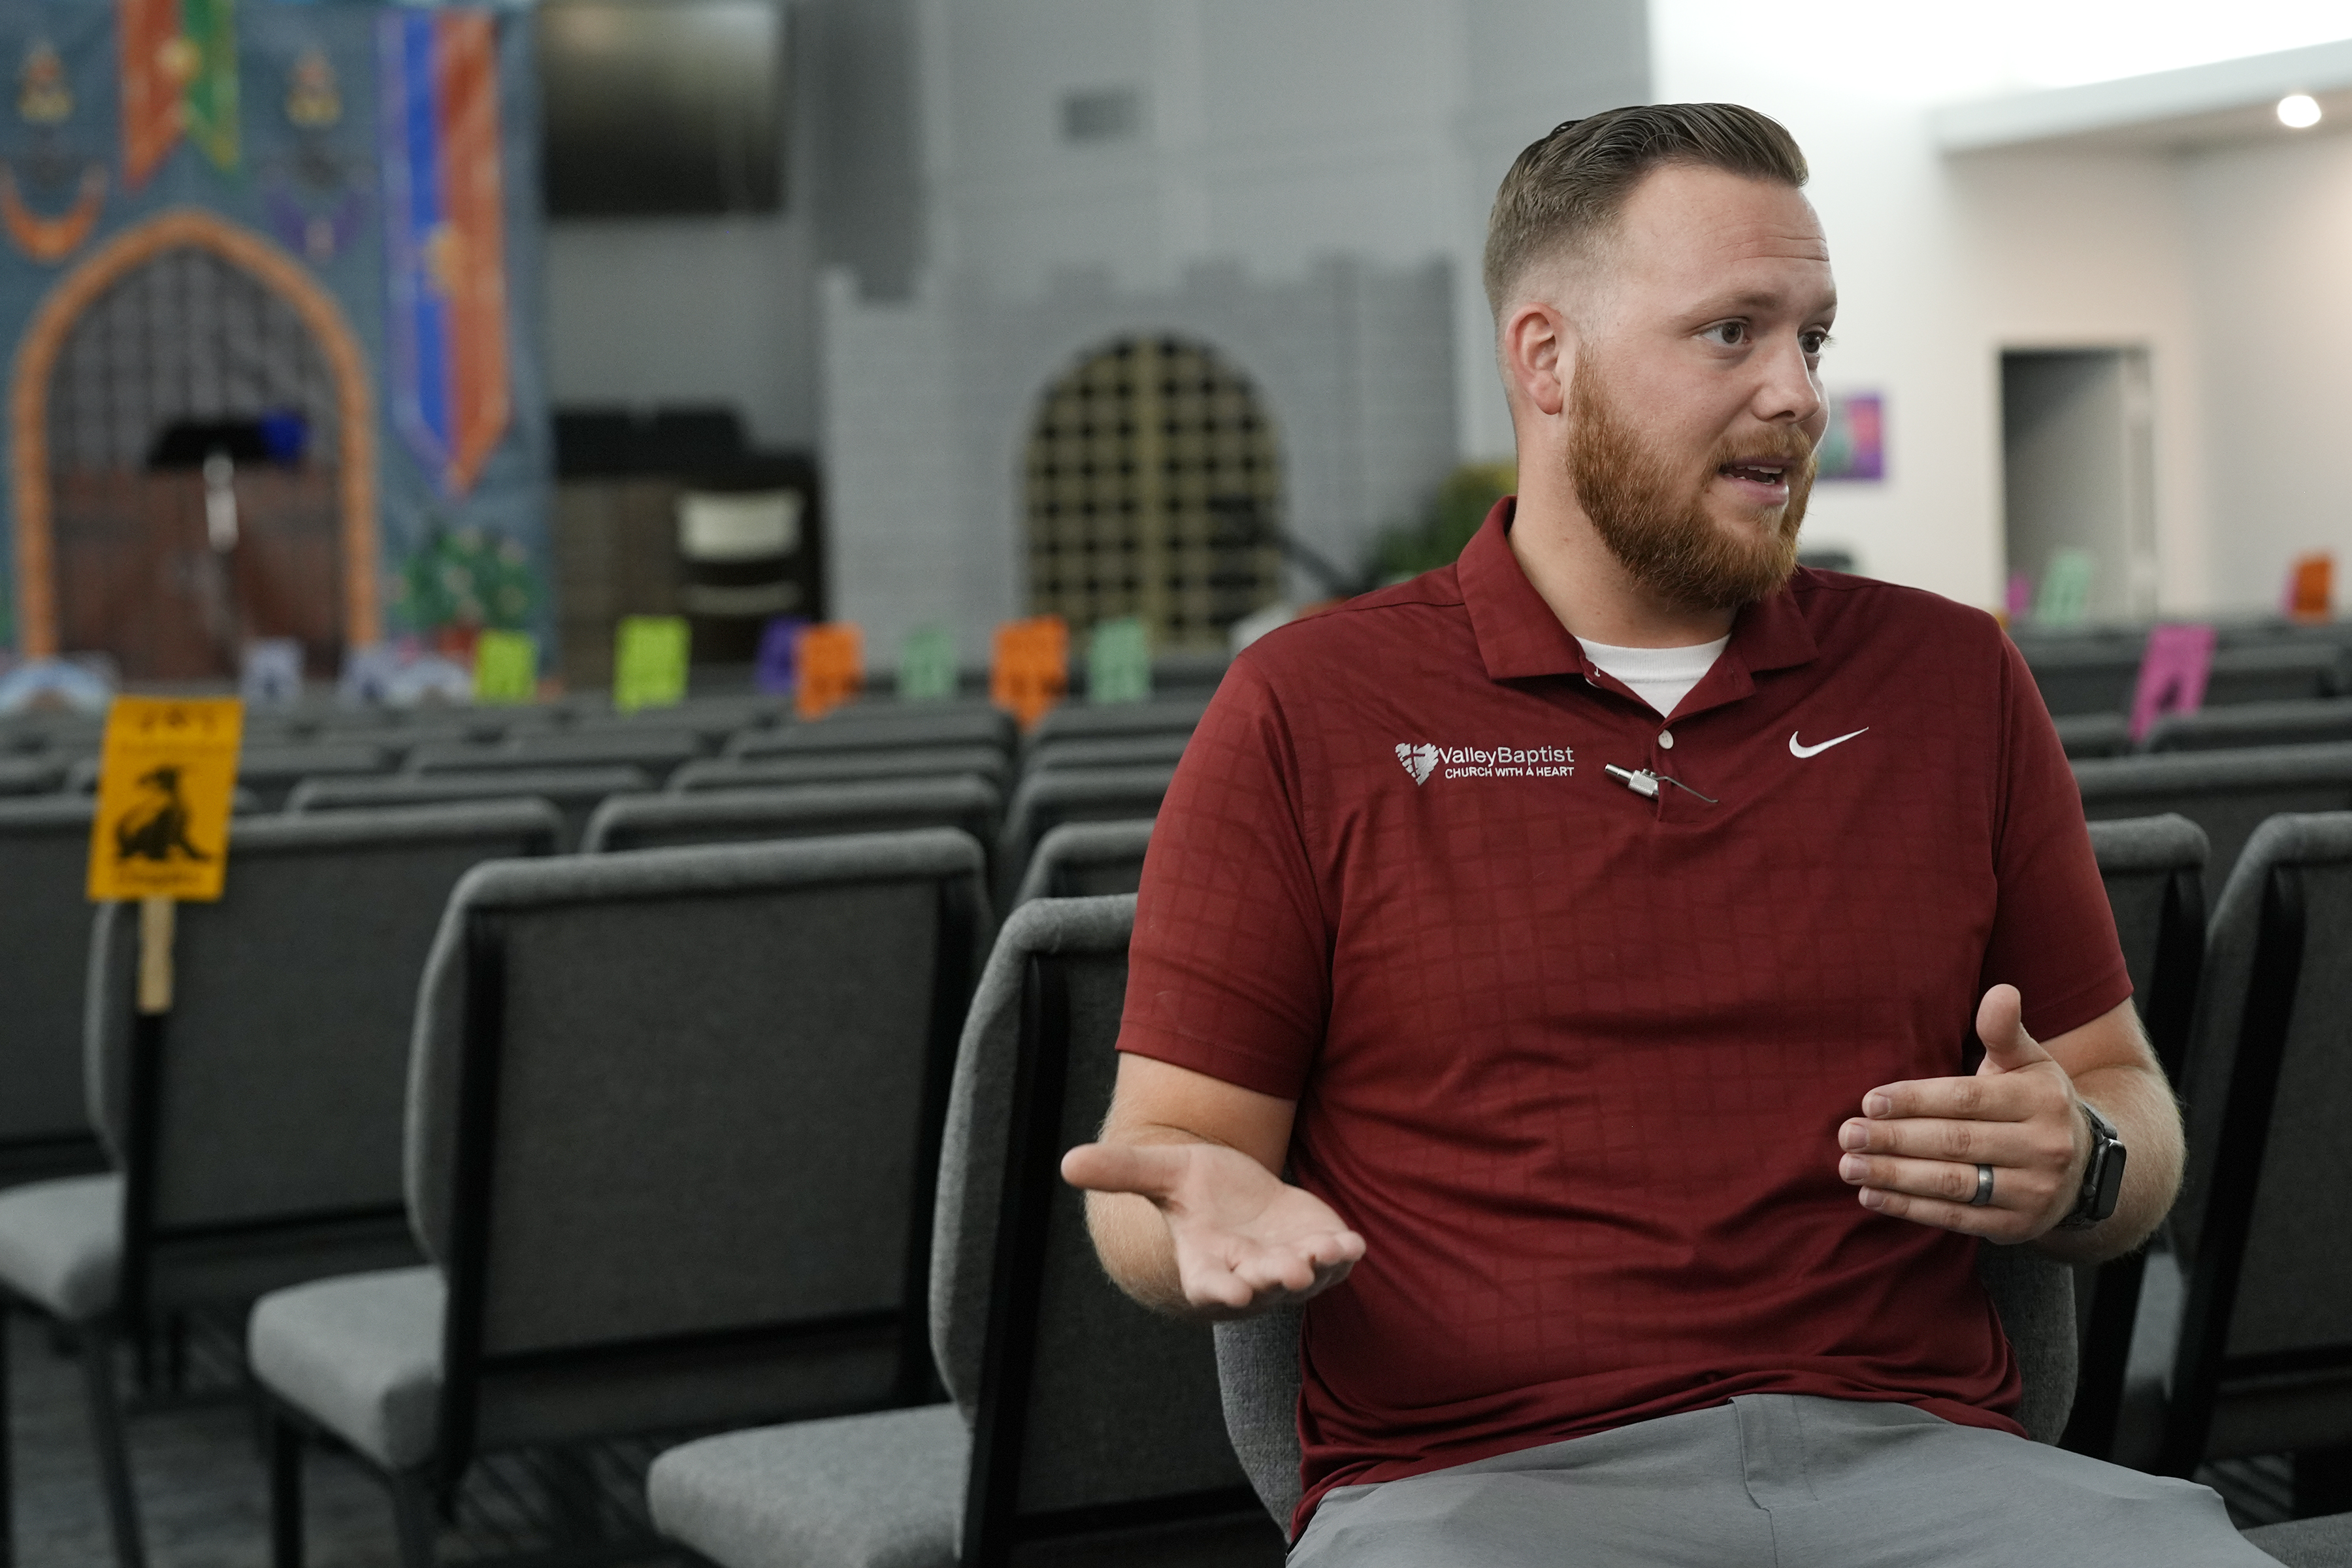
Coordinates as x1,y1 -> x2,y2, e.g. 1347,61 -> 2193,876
86,698 -> 243,903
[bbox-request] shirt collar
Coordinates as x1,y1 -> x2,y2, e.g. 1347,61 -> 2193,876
1457,497 -> 1820,689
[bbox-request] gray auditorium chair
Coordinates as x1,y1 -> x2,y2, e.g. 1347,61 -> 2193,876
2147,698 -> 2352,755
251,830 -> 989,1568
645,894 -> 1279,1568
0,799 -> 112,1183
674,745 -> 1013,794
428,728 -> 708,777
585,777 -> 1003,857
728,708 -> 1016,760
1027,696 -> 1209,748
232,743 -> 395,811
2055,713 -> 2132,760
2114,814 -> 2352,1501
2074,743 -> 2352,891
289,766 -> 652,852
0,802 -> 561,1568
0,755 -> 63,794
2023,644 -> 2145,717
998,766 -> 1175,907
1025,732 -> 1192,774
2205,644 -> 2347,708
2061,816 -> 2208,1462
1012,819 -> 1154,904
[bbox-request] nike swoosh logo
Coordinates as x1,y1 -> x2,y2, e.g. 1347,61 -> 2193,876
1789,727 -> 1869,759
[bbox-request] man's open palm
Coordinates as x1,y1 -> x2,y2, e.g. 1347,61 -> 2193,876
1062,1140 -> 1365,1318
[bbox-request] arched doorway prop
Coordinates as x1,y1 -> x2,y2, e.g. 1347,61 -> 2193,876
0,3 -> 553,674
1024,335 -> 1284,652
10,208 -> 376,672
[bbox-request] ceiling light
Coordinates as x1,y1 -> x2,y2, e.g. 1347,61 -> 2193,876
2278,93 -> 2323,129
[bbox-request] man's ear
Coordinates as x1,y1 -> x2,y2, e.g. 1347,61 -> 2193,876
1500,299 -> 1573,420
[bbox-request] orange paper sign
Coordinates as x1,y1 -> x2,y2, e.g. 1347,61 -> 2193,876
2287,553 -> 2334,623
991,615 -> 1069,732
87,697 -> 243,902
794,622 -> 865,720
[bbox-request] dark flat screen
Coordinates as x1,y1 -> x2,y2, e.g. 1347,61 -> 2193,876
539,0 -> 784,218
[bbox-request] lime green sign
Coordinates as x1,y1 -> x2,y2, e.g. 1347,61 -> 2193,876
1087,617 -> 1152,705
898,625 -> 959,702
615,615 -> 690,713
472,630 -> 538,705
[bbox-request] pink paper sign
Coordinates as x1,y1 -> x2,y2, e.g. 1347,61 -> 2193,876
2005,570 -> 2033,623
2129,624 -> 2216,745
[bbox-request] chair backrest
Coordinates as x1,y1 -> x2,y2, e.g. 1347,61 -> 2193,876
2053,713 -> 2131,761
2023,646 -> 2143,717
672,745 -> 1012,794
289,767 -> 652,851
404,829 -> 988,1473
84,802 -> 561,1323
2061,815 -> 2210,1460
2204,643 -> 2346,708
2159,811 -> 2352,1471
0,755 -> 65,795
727,708 -> 1015,760
233,742 -> 395,809
1024,734 -> 1191,775
930,894 -> 1261,1564
583,777 -> 1002,856
483,729 -> 707,775
0,798 -> 106,1158
996,766 -> 1175,906
1011,819 -> 1153,905
1027,697 -> 1208,747
2146,698 -> 2352,755
2074,743 -> 2352,891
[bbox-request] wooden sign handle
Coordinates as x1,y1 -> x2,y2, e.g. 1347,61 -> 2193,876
137,895 -> 174,1015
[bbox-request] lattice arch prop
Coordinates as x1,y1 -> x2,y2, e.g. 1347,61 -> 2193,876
1023,335 -> 1286,652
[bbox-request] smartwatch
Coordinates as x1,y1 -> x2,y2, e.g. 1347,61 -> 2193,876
2057,1100 -> 2127,1231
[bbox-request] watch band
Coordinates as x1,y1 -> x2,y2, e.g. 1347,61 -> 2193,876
2057,1100 -> 2128,1231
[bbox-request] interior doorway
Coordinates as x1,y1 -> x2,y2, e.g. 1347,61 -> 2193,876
2000,347 -> 2157,623
1023,336 -> 1284,652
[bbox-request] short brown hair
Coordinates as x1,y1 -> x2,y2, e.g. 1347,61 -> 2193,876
1483,104 -> 1808,316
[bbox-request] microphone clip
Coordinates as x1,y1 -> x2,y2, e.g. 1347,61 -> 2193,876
1603,764 -> 1717,805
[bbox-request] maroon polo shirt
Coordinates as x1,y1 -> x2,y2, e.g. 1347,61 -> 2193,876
1119,500 -> 2131,1535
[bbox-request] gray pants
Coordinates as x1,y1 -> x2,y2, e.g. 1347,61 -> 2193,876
1288,1396 -> 2279,1567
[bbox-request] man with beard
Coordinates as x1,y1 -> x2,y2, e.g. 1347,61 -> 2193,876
1061,105 -> 2266,1564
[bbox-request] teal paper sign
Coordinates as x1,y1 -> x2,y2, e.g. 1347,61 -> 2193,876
898,625 -> 959,702
1086,617 -> 1152,705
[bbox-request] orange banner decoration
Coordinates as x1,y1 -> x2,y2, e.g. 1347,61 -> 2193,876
794,622 -> 865,721
118,0 -> 183,188
0,165 -> 106,262
991,615 -> 1069,732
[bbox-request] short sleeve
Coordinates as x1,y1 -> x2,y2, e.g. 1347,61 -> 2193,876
1978,636 -> 2134,1040
1119,657 -> 1331,1100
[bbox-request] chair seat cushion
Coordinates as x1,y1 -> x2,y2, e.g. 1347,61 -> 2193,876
2246,1512 -> 2352,1567
0,1174 -> 120,1322
648,1402 -> 968,1568
248,1265 -> 444,1470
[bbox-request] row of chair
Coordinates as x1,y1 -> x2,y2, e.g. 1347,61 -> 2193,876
10,799 -> 2352,1564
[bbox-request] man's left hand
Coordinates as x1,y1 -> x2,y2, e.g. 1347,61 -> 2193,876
1837,984 -> 2091,1243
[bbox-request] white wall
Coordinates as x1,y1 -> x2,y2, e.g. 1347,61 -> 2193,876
2181,127 -> 2352,612
1652,4 -> 2210,615
913,0 -> 1648,461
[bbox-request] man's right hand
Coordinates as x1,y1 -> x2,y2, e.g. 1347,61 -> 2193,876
1061,1139 -> 1365,1318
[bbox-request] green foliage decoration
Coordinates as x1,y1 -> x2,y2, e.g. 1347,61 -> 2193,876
1366,461 -> 1517,584
390,523 -> 538,635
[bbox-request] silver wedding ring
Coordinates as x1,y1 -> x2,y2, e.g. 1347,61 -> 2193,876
1970,1163 -> 1995,1207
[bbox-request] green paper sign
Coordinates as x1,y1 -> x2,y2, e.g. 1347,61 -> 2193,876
899,625 -> 959,702
2036,548 -> 2096,628
1087,617 -> 1152,705
473,630 -> 538,705
615,615 -> 690,713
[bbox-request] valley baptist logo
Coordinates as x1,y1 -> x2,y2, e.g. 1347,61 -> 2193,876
1397,741 -> 1574,785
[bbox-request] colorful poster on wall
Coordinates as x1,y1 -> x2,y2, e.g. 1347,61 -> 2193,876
1817,391 -> 1884,482
376,7 -> 510,498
